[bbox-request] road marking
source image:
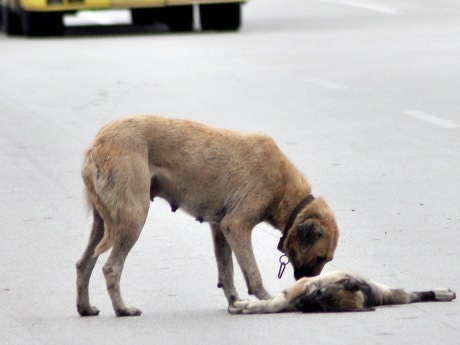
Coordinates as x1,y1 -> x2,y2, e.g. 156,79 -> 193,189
403,110 -> 460,129
303,77 -> 346,90
316,0 -> 401,15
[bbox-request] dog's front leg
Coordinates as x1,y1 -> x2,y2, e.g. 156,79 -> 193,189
210,224 -> 240,304
220,217 -> 272,301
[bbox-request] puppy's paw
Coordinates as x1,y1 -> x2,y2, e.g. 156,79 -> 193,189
433,288 -> 456,301
239,299 -> 272,314
228,299 -> 251,314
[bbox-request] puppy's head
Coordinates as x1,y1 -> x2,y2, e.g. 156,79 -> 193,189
283,197 -> 339,279
294,278 -> 372,312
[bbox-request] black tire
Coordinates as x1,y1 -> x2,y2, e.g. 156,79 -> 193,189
21,10 -> 63,37
131,7 -> 165,26
166,5 -> 193,32
2,5 -> 23,35
200,3 -> 241,31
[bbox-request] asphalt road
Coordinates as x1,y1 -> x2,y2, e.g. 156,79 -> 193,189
1,0 -> 459,344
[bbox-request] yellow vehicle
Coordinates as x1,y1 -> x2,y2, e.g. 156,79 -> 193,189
1,0 -> 246,36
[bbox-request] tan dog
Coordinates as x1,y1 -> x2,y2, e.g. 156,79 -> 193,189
76,115 -> 339,317
229,270 -> 456,314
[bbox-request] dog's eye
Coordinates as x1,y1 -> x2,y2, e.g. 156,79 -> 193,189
316,256 -> 326,264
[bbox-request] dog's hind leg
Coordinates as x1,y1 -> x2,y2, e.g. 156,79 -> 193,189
102,196 -> 150,317
76,209 -> 104,316
210,224 -> 239,305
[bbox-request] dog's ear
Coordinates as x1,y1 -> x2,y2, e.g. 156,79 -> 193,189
297,221 -> 325,246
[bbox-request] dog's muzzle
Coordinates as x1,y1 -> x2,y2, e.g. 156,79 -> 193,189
294,264 -> 324,280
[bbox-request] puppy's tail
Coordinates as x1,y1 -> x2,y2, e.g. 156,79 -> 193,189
82,148 -> 117,257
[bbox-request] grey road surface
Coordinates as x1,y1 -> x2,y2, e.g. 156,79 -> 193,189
1,0 -> 459,344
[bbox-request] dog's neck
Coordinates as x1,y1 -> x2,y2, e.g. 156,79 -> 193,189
277,194 -> 316,252
272,183 -> 312,233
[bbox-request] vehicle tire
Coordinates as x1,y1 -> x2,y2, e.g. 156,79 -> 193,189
200,3 -> 241,31
166,5 -> 193,32
2,5 -> 23,35
131,7 -> 165,26
21,10 -> 63,37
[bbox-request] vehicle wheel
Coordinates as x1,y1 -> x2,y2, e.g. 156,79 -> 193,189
2,5 -> 23,35
200,3 -> 241,31
21,11 -> 63,37
131,7 -> 165,26
166,5 -> 193,32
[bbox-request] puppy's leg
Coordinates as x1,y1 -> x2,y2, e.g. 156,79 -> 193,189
220,216 -> 272,301
409,289 -> 456,303
210,224 -> 239,305
229,292 -> 295,314
371,282 -> 456,305
76,209 -> 104,316
229,278 -> 317,314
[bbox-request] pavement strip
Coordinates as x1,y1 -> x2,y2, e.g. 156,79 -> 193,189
403,110 -> 460,129
315,0 -> 402,15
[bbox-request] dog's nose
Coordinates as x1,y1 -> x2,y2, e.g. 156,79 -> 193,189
294,270 -> 306,280
294,265 -> 324,280
294,268 -> 310,280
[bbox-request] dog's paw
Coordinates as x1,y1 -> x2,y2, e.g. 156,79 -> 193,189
433,288 -> 456,301
116,307 -> 142,317
77,304 -> 100,317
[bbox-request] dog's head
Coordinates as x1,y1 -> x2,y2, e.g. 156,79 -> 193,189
282,197 -> 339,279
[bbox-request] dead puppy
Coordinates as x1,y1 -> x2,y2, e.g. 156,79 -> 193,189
229,270 -> 456,314
76,115 -> 339,317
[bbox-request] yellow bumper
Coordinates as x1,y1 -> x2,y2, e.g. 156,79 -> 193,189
19,0 -> 245,12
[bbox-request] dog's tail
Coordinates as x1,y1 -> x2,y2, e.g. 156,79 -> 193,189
82,148 -> 117,257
